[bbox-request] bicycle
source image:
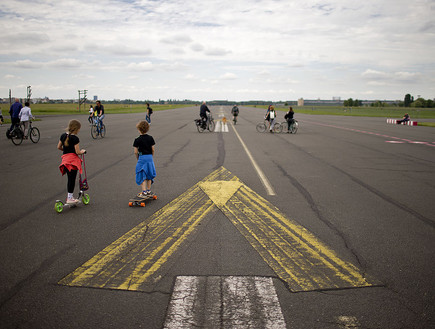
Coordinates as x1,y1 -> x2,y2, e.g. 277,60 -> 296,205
256,119 -> 282,133
281,119 -> 299,134
8,120 -> 40,145
233,115 -> 238,125
91,117 -> 106,139
195,112 -> 215,133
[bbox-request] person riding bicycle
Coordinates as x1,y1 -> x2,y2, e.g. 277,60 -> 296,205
200,101 -> 210,128
284,107 -> 295,133
266,106 -> 277,132
8,98 -> 22,138
231,105 -> 239,121
95,100 -> 105,128
398,113 -> 410,123
88,105 -> 94,124
19,102 -> 34,138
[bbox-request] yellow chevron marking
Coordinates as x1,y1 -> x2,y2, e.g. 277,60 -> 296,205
59,167 -> 379,292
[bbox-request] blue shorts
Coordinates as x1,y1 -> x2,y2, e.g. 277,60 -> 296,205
135,154 -> 156,185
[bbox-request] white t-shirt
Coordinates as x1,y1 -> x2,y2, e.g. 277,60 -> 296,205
19,106 -> 33,122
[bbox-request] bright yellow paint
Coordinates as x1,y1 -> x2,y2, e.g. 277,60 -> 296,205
198,181 -> 242,207
59,167 -> 378,292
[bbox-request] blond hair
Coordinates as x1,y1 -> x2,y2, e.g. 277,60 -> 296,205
64,120 -> 81,146
136,120 -> 149,134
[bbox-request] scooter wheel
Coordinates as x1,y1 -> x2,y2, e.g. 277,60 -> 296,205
55,201 -> 64,213
82,193 -> 90,205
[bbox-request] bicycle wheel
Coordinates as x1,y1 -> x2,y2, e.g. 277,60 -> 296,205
29,127 -> 40,143
256,123 -> 266,133
273,122 -> 283,133
91,125 -> 98,139
208,119 -> 215,132
11,128 -> 23,145
197,122 -> 205,133
281,122 -> 289,133
100,124 -> 106,138
290,121 -> 298,134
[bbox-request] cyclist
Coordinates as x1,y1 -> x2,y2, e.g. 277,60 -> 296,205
8,98 -> 22,138
398,113 -> 410,123
88,105 -> 94,124
284,107 -> 295,133
19,102 -> 34,138
231,105 -> 239,122
199,101 -> 210,128
266,105 -> 277,132
95,100 -> 105,129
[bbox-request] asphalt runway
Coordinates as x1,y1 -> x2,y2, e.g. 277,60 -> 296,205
0,106 -> 434,328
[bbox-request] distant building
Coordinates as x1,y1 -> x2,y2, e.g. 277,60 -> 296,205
93,96 -> 98,101
298,98 -> 304,106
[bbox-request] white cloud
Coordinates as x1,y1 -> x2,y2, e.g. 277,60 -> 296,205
72,74 -> 95,79
361,69 -> 389,79
0,0 -> 433,100
13,60 -> 43,69
127,61 -> 154,71
204,47 -> 231,56
219,73 -> 237,80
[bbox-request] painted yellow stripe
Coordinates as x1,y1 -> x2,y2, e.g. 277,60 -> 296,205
59,167 -> 379,293
222,186 -> 374,291
198,169 -> 378,292
59,185 -> 218,291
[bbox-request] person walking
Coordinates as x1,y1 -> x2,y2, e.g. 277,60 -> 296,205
146,102 -> 153,123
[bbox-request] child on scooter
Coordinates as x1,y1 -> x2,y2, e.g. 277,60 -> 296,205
57,120 -> 86,204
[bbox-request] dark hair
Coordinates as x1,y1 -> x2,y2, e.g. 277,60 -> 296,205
25,102 -> 30,106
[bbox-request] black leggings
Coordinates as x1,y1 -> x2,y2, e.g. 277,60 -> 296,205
66,169 -> 78,193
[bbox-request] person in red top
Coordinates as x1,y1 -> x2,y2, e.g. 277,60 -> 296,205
57,120 -> 86,204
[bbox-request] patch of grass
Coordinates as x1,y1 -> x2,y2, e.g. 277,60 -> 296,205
418,122 -> 435,127
18,103 -> 193,115
261,105 -> 435,119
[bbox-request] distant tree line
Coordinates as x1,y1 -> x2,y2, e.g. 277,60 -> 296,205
343,94 -> 435,108
403,94 -> 434,108
343,98 -> 362,107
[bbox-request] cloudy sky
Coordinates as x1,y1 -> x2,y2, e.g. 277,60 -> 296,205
1,0 -> 434,101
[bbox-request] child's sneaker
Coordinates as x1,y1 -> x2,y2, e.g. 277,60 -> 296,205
66,198 -> 79,204
137,192 -> 148,198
